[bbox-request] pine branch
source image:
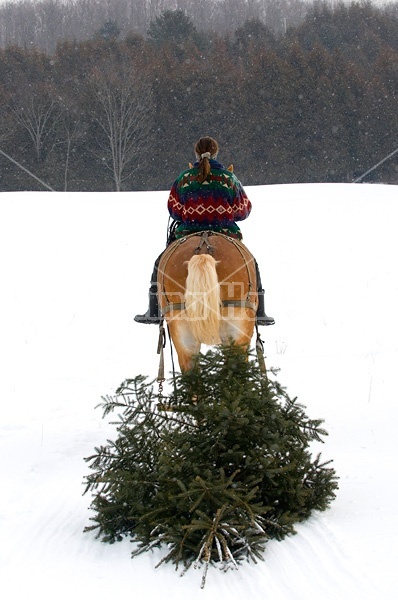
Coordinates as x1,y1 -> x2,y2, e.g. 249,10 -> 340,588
83,345 -> 338,587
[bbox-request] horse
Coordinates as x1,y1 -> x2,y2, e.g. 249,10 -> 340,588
157,231 -> 259,372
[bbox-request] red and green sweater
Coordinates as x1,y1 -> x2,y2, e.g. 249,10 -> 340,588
167,159 -> 251,239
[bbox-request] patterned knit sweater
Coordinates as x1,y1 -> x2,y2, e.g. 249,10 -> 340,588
167,159 -> 251,238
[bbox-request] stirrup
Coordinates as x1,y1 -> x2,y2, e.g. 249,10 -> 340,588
256,315 -> 275,326
134,310 -> 162,324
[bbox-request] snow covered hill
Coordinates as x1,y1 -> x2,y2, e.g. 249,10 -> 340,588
1,183 -> 397,599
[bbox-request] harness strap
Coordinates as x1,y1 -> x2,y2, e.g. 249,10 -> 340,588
222,299 -> 257,312
255,324 -> 267,378
161,299 -> 257,316
193,231 -> 215,255
156,322 -> 166,383
161,303 -> 185,315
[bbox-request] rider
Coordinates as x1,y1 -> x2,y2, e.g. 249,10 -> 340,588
134,136 -> 274,326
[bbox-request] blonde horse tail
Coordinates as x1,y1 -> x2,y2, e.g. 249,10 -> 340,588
185,254 -> 221,345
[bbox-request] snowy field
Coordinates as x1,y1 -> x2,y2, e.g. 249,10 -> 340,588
1,182 -> 397,599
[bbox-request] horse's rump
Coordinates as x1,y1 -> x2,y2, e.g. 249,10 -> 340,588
157,232 -> 259,370
158,232 -> 258,328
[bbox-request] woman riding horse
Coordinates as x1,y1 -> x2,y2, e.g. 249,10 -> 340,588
134,136 -> 274,327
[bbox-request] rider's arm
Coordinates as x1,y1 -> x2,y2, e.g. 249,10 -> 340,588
167,181 -> 183,221
230,177 -> 252,222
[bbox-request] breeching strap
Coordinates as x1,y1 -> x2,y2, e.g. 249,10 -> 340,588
157,322 -> 166,398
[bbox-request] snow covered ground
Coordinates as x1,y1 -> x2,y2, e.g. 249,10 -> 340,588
1,183 -> 397,599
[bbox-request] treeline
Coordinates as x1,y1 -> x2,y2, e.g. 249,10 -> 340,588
1,1 -> 398,191
0,0 -> 309,53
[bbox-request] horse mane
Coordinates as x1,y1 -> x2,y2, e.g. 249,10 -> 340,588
185,254 -> 221,345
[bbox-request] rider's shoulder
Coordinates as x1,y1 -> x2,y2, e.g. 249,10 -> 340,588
174,166 -> 197,184
210,160 -> 237,177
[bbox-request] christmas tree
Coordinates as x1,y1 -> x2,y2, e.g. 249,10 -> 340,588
84,345 -> 338,587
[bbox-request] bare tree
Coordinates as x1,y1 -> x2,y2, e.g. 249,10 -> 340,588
61,119 -> 78,191
56,104 -> 84,191
90,68 -> 153,191
12,86 -> 60,163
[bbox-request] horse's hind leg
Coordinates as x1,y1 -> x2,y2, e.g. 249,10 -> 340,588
220,308 -> 256,350
176,347 -> 200,372
167,320 -> 201,372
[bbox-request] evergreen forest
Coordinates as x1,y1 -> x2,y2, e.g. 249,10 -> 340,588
0,0 -> 397,191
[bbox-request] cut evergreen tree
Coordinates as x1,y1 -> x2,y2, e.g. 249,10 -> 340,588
84,345 -> 338,587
